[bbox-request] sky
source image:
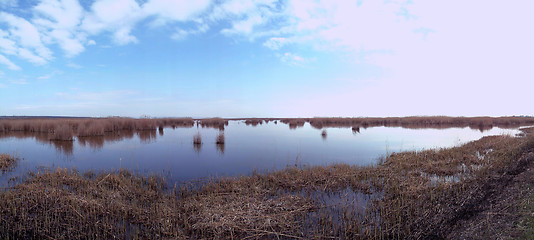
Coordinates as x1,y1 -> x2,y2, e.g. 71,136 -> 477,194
0,0 -> 533,118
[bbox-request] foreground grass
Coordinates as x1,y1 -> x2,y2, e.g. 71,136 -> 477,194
1,133 -> 534,239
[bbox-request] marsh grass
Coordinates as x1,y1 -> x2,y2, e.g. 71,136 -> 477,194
198,118 -> 228,130
0,154 -> 17,173
244,119 -> 263,126
0,117 -> 194,141
1,121 -> 534,239
286,116 -> 534,131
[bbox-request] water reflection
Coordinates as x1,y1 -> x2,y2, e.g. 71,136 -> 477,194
0,121 -> 527,184
216,142 -> 225,154
0,132 -> 74,155
77,131 -> 135,150
137,130 -> 157,143
321,130 -> 327,141
245,119 -> 263,127
193,142 -> 202,153
53,141 -> 74,156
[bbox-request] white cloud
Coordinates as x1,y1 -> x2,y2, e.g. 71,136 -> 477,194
9,78 -> 27,84
143,0 -> 211,25
170,29 -> 189,41
0,29 -> 17,55
215,0 -> 282,39
55,89 -> 139,102
18,48 -> 47,65
33,0 -> 86,57
66,62 -> 82,69
279,52 -> 315,66
81,0 -> 145,45
113,26 -> 138,45
171,23 -> 209,41
87,39 -> 96,45
263,37 -> 292,50
0,12 -> 53,63
0,54 -> 20,70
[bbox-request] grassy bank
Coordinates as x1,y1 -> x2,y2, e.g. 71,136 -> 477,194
1,131 -> 534,239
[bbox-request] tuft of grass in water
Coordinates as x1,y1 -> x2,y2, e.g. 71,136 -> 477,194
0,154 -> 17,173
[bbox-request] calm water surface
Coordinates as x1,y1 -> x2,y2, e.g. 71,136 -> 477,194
0,121 -> 521,185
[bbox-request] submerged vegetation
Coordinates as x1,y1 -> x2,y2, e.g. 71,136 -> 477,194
1,127 -> 534,239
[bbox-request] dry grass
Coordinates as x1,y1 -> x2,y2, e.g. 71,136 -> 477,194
268,116 -> 534,130
0,154 -> 17,173
2,118 -> 534,239
0,168 -> 314,239
198,118 -> 228,130
244,119 -> 263,126
304,116 -> 534,130
0,117 -> 195,140
281,119 -> 306,129
0,169 -> 183,239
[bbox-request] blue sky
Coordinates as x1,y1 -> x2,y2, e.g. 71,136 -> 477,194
0,0 -> 533,118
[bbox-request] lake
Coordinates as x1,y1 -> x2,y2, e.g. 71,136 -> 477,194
0,120 -> 522,186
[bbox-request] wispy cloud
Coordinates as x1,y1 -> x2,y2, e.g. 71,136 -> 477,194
33,0 -> 87,57
0,12 -> 53,64
9,78 -> 27,84
0,0 -> 16,7
0,54 -> 20,70
37,70 -> 63,80
66,62 -> 82,69
279,52 -> 315,66
55,89 -> 139,102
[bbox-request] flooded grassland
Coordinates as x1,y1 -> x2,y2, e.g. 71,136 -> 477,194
1,117 -> 534,239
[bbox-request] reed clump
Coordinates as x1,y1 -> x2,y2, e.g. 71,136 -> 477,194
0,154 -> 17,173
244,119 -> 263,126
198,118 -> 228,130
